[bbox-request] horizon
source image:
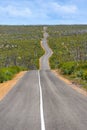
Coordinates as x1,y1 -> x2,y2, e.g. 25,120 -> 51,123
0,24 -> 87,26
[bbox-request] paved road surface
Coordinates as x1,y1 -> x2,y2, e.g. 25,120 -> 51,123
40,27 -> 53,70
0,27 -> 87,130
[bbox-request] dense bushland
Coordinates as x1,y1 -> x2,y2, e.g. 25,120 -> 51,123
0,26 -> 44,69
48,25 -> 87,90
0,25 -> 44,82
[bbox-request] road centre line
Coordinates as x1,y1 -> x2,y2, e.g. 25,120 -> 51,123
38,70 -> 46,130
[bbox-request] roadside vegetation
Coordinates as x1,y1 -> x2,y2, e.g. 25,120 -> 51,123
48,25 -> 87,90
0,66 -> 26,83
0,25 -> 44,83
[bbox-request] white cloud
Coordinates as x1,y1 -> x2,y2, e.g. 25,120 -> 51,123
0,0 -> 82,24
0,5 -> 32,17
50,2 -> 78,14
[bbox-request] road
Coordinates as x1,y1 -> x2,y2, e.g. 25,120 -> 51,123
0,27 -> 87,130
40,27 -> 53,70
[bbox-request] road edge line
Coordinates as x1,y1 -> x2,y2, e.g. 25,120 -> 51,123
38,70 -> 46,130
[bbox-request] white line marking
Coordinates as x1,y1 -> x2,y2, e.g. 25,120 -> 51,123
38,70 -> 46,130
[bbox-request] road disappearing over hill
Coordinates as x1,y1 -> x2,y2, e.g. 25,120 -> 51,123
0,27 -> 87,130
40,27 -> 53,70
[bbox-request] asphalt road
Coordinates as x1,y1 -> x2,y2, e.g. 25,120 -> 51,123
0,27 -> 87,130
40,27 -> 53,70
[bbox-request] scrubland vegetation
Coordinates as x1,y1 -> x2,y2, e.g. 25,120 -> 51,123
48,25 -> 87,90
0,25 -> 44,82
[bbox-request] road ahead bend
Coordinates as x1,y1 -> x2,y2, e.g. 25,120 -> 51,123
40,27 -> 53,70
0,27 -> 87,130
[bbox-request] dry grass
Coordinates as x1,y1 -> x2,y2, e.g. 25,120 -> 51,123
0,71 -> 27,101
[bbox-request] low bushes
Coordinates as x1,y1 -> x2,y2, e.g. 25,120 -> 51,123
76,70 -> 83,78
58,62 -> 87,81
58,62 -> 76,75
82,71 -> 87,80
0,66 -> 26,83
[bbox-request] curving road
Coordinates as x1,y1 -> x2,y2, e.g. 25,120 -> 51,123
0,27 -> 87,130
40,27 -> 53,70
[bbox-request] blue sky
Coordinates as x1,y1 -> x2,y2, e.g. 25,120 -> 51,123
0,0 -> 87,25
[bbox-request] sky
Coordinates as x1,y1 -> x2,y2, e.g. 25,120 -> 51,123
0,0 -> 87,25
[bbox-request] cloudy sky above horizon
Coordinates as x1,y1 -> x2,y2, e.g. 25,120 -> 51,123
0,0 -> 87,25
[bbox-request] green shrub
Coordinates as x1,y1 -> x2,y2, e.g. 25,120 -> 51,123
76,70 -> 83,78
0,72 -> 5,83
0,66 -> 27,83
82,71 -> 87,80
60,62 -> 76,75
0,70 -> 11,82
80,62 -> 87,69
